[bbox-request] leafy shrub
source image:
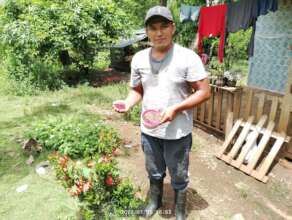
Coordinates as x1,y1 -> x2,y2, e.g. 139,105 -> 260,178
224,29 -> 252,70
49,153 -> 144,219
124,105 -> 141,126
26,116 -> 121,158
0,0 -> 130,92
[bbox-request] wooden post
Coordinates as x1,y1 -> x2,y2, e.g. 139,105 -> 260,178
225,92 -> 234,138
256,93 -> 266,122
207,87 -> 214,126
233,90 -> 241,121
245,89 -> 253,120
216,88 -> 223,130
278,59 -> 292,133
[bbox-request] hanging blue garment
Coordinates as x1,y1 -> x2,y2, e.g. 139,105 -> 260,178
180,4 -> 190,22
190,5 -> 200,21
257,0 -> 278,16
180,4 -> 200,22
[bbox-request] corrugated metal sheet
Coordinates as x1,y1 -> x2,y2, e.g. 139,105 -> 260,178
113,29 -> 147,48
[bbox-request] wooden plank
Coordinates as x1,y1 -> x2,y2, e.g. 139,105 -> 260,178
227,92 -> 234,113
239,122 -> 290,143
194,119 -> 225,135
225,116 -> 254,163
241,121 -> 275,174
210,84 -> 241,92
252,133 -> 286,181
216,89 -> 223,130
220,154 -> 231,162
225,92 -> 234,137
216,119 -> 243,158
278,59 -> 292,133
233,91 -> 241,120
278,101 -> 291,133
207,88 -> 214,126
193,106 -> 198,120
231,115 -> 268,168
269,96 -> 279,122
278,58 -> 292,133
200,101 -> 206,123
225,112 -> 234,139
245,89 -> 253,120
256,94 -> 266,121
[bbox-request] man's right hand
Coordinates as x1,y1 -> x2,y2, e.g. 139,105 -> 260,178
112,100 -> 130,113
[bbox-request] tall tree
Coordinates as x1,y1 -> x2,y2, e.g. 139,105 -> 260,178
0,0 -> 131,91
113,0 -> 159,27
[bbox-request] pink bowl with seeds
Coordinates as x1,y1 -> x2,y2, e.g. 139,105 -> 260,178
113,102 -> 126,111
142,109 -> 161,128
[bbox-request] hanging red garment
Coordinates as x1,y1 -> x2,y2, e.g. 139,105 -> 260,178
197,4 -> 227,63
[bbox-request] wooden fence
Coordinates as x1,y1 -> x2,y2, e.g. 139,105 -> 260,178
193,84 -> 243,136
194,82 -> 292,159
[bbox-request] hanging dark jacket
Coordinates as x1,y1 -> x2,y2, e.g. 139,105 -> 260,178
257,0 -> 278,16
226,0 -> 258,33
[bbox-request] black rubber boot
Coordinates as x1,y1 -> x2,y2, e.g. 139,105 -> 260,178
143,179 -> 163,218
175,189 -> 187,220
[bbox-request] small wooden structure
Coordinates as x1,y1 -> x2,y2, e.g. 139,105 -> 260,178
194,60 -> 292,182
215,63 -> 291,182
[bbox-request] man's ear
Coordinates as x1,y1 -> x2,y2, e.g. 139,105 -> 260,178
145,27 -> 148,36
172,23 -> 176,35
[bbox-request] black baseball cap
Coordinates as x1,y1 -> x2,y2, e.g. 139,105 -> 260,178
144,6 -> 174,25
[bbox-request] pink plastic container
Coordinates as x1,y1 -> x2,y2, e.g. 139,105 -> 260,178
142,109 -> 161,128
113,102 -> 126,111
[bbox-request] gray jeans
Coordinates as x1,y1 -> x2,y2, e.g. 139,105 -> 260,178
141,133 -> 192,190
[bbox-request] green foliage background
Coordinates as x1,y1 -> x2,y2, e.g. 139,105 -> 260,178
0,0 -> 251,95
0,0 -> 131,94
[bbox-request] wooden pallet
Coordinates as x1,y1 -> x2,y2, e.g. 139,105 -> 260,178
216,115 -> 290,183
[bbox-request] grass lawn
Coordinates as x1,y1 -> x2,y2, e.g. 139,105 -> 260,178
0,82 -> 129,220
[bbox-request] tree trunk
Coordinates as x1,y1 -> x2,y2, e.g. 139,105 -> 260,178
160,0 -> 167,6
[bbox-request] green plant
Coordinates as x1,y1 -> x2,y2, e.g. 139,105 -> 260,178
208,57 -> 224,77
26,116 -> 121,158
49,153 -> 144,219
124,105 -> 141,125
224,29 -> 252,70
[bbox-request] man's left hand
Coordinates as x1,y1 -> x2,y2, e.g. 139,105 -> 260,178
160,106 -> 178,123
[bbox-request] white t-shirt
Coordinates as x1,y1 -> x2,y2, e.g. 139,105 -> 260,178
130,43 -> 207,139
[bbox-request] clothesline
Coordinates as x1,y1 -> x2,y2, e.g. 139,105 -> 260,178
180,0 -> 279,63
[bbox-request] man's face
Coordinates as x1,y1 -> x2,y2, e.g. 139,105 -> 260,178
146,16 -> 175,50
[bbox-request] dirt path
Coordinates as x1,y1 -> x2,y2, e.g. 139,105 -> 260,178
99,110 -> 292,220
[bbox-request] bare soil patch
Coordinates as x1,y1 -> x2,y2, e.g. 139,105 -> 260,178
100,110 -> 292,220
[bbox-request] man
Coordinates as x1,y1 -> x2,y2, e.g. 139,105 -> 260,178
113,6 -> 210,220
